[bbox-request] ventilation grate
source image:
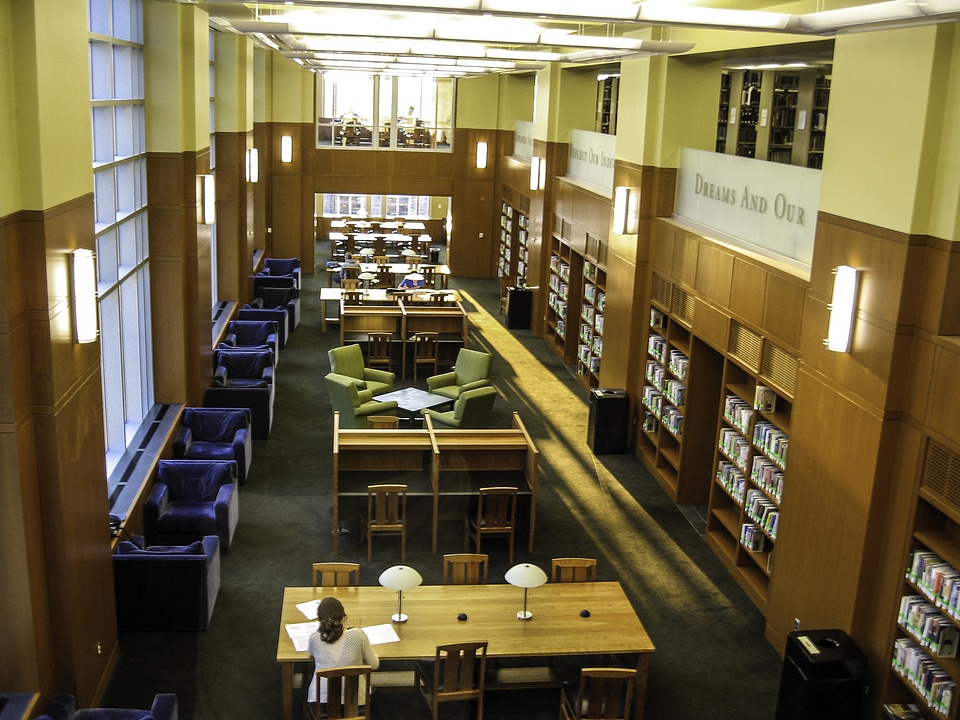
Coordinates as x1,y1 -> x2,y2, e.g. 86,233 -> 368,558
672,287 -> 695,324
761,341 -> 798,397
728,321 -> 762,371
652,273 -> 672,308
922,440 -> 960,512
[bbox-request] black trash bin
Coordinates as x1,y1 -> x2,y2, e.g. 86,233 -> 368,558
504,287 -> 532,329
774,629 -> 867,720
587,388 -> 628,455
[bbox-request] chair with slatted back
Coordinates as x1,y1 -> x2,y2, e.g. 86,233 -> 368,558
414,642 -> 488,720
559,668 -> 636,720
340,278 -> 359,291
373,255 -> 389,267
342,291 -> 364,306
551,557 -> 598,583
312,562 -> 360,589
361,484 -> 407,561
367,332 -> 393,373
375,266 -> 393,288
305,665 -> 372,720
411,332 -> 439,382
366,416 -> 400,429
419,265 -> 436,288
442,554 -> 489,585
464,486 -> 518,564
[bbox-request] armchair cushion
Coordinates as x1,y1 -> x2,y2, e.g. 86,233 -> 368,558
257,285 -> 300,331
427,349 -> 492,400
324,372 -> 398,428
262,257 -> 301,289
114,535 -> 220,631
213,349 -> 274,388
424,386 -> 497,429
237,304 -> 289,348
174,407 -> 253,484
36,694 -> 178,720
328,344 -> 395,395
220,320 -> 278,355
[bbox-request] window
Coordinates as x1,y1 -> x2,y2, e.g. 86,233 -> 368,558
209,28 -> 218,312
320,194 -> 431,220
90,0 -> 154,479
316,72 -> 454,150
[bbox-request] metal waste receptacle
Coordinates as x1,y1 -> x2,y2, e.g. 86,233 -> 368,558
774,629 -> 866,720
587,388 -> 628,455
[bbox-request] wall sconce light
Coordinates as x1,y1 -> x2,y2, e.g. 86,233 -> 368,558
379,565 -> 423,623
613,186 -> 639,235
504,563 -> 547,620
530,156 -> 543,191
824,265 -> 860,352
197,174 -> 216,225
71,249 -> 98,344
246,148 -> 259,183
476,141 -> 488,169
280,134 -> 293,163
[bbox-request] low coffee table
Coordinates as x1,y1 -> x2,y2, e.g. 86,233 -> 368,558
374,387 -> 452,424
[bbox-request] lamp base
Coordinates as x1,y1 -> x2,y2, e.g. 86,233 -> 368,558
391,613 -> 408,623
516,610 -> 533,620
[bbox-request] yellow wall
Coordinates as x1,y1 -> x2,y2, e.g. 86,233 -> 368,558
456,74 -> 501,129
254,48 -> 270,124
497,74 -> 535,130
269,53 -> 314,123
214,32 -> 255,133
0,0 -> 20,213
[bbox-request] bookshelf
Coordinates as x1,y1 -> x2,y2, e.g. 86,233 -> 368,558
705,358 -> 791,611
767,74 -> 799,165
596,74 -> 619,135
636,296 -> 723,505
737,70 -> 762,158
716,71 -> 731,153
546,234 -> 581,365
808,75 -> 831,169
499,202 -> 530,284
577,259 -> 606,387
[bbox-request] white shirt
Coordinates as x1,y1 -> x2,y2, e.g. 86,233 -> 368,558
306,627 -> 380,704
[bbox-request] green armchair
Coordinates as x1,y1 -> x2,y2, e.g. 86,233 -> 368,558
426,348 -> 492,400
328,343 -> 395,395
424,386 -> 497,429
325,373 -> 398,428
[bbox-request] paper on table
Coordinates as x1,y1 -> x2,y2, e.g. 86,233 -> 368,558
285,621 -> 319,652
297,599 -> 321,620
362,624 -> 400,645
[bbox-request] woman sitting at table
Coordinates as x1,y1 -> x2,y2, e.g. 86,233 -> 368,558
307,597 -> 379,711
398,272 -> 425,289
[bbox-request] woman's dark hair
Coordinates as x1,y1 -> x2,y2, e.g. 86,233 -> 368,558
316,597 -> 346,643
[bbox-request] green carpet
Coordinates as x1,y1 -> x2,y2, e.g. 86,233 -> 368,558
102,263 -> 782,719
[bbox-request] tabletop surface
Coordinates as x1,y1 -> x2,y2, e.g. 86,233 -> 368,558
374,387 -> 452,412
276,582 -> 654,663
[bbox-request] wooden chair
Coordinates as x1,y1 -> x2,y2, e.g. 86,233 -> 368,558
559,668 -> 636,720
442,553 -> 489,585
366,415 -> 400,429
464,486 -> 517,564
414,642 -> 488,720
419,265 -> 436,288
375,266 -> 393,288
551,557 -> 598,583
340,278 -> 360,291
373,255 -> 389,266
411,332 -> 439,381
342,291 -> 364,305
361,484 -> 407,561
305,664 -> 372,720
312,562 -> 360,589
367,332 -> 393,372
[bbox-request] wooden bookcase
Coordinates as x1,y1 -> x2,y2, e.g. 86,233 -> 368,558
715,71 -> 731,153
576,259 -> 606,388
705,356 -> 792,612
736,70 -> 762,158
637,300 -> 723,505
767,73 -> 799,165
595,75 -> 619,135
808,75 -> 831,169
499,202 -> 530,284
546,234 -> 582,365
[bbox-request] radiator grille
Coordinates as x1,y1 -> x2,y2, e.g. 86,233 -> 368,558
761,341 -> 798,397
728,320 -> 762,371
922,440 -> 960,512
672,286 -> 694,324
652,273 -> 672,308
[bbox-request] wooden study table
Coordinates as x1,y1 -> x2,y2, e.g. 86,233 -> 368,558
332,412 -> 538,554
326,262 -> 450,288
275,582 -> 655,720
318,287 -> 460,333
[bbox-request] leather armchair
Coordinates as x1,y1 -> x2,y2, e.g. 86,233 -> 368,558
174,407 -> 253,485
219,320 -> 278,357
427,348 -> 492,400
35,694 -> 178,720
328,343 -> 395,395
113,535 -> 220,631
237,299 -> 290,349
204,349 -> 275,438
325,372 -> 398,428
424,386 -> 497,429
262,256 -> 301,289
144,459 -> 239,551
256,282 -> 301,332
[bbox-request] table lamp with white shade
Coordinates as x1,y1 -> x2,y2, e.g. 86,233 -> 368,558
379,565 -> 423,623
504,563 -> 548,620
357,271 -> 376,292
358,247 -> 375,258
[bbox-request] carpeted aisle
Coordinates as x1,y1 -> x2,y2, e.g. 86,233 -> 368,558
102,265 -> 782,720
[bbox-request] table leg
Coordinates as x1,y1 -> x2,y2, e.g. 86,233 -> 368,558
281,662 -> 293,720
633,652 -> 650,720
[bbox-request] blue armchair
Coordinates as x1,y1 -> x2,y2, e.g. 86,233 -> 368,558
237,299 -> 290,348
256,283 -> 301,332
262,256 -> 301,289
173,407 -> 253,485
219,319 -> 278,357
113,535 -> 220,630
204,349 -> 275,438
35,694 -> 178,720
143,460 -> 239,552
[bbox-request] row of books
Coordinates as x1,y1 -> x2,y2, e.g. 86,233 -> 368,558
667,349 -> 688,382
745,488 -> 778,539
892,637 -> 956,716
518,214 -> 529,231
724,394 -> 754,434
751,457 -> 784,505
548,256 -> 571,282
662,406 -> 683,437
579,323 -> 593,344
547,291 -> 567,318
584,282 -> 596,304
647,334 -> 666,362
719,427 -> 751,471
754,385 -> 778,413
649,308 -> 665,330
754,421 -> 789,469
642,387 -> 663,415
645,360 -> 664,389
555,319 -> 566,340
642,412 -> 658,434
500,202 -> 513,218
717,460 -> 746,503
663,378 -> 686,408
595,291 -> 606,312
899,594 -> 960,658
583,261 -> 597,281
741,523 -> 769,553
882,704 -> 922,719
548,274 -> 569,299
907,549 -> 960,625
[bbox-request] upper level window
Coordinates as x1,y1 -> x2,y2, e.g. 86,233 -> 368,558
316,72 -> 454,151
321,194 -> 430,220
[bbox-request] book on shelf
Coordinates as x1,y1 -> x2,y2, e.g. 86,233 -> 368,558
649,308 -> 665,329
882,704 -> 922,719
755,385 -> 777,413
